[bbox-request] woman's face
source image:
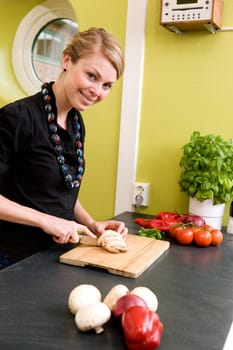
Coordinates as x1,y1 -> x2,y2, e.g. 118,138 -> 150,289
62,51 -> 117,111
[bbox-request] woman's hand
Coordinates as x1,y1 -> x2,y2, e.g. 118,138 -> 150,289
73,200 -> 128,239
89,220 -> 128,238
40,215 -> 96,244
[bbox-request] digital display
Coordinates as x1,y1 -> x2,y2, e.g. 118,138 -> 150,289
177,0 -> 198,4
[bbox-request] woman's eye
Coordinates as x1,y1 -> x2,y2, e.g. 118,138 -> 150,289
103,83 -> 112,90
87,72 -> 96,81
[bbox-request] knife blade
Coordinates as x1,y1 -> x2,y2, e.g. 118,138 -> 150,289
79,235 -> 98,246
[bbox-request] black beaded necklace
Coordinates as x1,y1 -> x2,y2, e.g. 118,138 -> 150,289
41,82 -> 84,189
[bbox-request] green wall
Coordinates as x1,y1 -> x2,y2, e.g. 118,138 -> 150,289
137,0 -> 233,225
0,0 -> 42,103
1,0 -> 233,225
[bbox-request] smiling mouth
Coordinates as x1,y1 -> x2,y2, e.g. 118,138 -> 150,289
80,91 -> 96,105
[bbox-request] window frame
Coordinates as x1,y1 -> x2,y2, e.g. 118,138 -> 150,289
12,0 -> 77,95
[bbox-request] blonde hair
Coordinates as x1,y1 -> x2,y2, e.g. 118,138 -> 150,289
63,27 -> 124,79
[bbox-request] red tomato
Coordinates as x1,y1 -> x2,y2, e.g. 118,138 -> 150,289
202,224 -> 214,232
194,230 -> 212,247
169,224 -> 184,239
175,228 -> 194,245
211,229 -> 223,245
190,226 -> 201,233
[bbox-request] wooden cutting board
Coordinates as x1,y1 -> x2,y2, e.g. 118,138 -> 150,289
59,234 -> 170,278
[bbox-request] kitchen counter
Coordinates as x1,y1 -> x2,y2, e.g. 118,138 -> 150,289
0,211 -> 233,350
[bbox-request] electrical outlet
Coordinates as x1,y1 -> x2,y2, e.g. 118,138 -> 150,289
133,182 -> 150,206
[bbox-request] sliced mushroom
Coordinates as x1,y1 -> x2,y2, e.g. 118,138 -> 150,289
75,301 -> 111,334
68,284 -> 101,315
97,230 -> 127,253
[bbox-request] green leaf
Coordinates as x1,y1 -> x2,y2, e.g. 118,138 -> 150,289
178,131 -> 233,203
138,228 -> 165,240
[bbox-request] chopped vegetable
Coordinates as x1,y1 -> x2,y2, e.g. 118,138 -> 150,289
138,228 -> 164,239
97,230 -> 127,253
121,305 -> 163,350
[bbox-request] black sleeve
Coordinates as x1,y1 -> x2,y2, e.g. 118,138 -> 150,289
0,101 -> 33,188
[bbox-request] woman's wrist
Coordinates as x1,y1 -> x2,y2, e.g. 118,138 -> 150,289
88,221 -> 97,233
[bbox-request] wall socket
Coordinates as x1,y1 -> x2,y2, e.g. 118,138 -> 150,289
133,182 -> 150,207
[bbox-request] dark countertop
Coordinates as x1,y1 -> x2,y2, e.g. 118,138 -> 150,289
1,211 -> 233,350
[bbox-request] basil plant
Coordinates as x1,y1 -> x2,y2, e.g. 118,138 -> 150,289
178,131 -> 233,204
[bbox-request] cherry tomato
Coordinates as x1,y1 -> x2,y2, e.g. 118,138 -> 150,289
194,230 -> 212,247
211,229 -> 223,245
169,224 -> 184,239
175,228 -> 194,245
202,224 -> 214,232
189,226 -> 201,233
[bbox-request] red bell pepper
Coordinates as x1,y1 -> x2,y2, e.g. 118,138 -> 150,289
155,211 -> 181,221
134,217 -> 182,232
121,305 -> 163,350
134,211 -> 183,233
134,218 -> 170,231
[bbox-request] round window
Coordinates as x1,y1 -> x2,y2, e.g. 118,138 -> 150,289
32,19 -> 77,83
12,0 -> 77,95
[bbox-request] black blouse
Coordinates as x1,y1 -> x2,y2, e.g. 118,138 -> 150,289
0,83 -> 85,262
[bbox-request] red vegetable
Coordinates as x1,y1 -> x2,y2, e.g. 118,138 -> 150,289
121,305 -> 163,350
211,229 -> 223,246
169,223 -> 184,239
175,228 -> 194,245
134,218 -> 158,229
134,211 -> 206,234
194,229 -> 212,247
181,214 -> 206,227
134,217 -> 181,232
155,211 -> 181,221
112,294 -> 147,318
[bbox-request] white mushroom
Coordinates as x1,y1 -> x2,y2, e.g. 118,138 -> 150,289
97,230 -> 127,253
103,284 -> 129,311
68,284 -> 101,315
75,302 -> 111,334
130,286 -> 158,312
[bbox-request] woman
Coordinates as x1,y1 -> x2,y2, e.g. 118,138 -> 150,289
0,27 -> 127,268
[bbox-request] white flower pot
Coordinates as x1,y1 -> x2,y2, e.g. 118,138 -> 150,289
189,197 -> 225,230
